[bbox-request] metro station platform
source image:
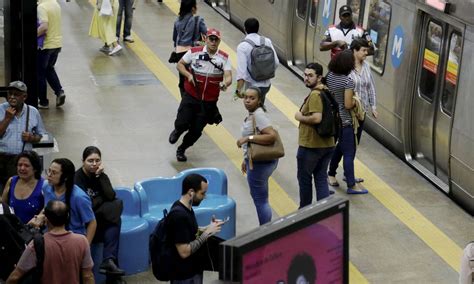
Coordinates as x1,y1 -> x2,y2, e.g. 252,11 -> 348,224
33,0 -> 473,283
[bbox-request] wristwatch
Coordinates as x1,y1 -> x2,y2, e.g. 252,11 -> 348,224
248,135 -> 254,142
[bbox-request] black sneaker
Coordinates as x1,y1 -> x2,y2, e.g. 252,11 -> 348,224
168,129 -> 182,144
176,147 -> 187,162
56,92 -> 66,107
99,258 -> 125,276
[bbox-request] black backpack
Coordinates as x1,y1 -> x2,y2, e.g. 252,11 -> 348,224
0,202 -> 44,283
315,90 -> 340,138
244,36 -> 276,81
149,208 -> 177,281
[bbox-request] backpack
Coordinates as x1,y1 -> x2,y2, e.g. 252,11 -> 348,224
244,36 -> 276,81
0,202 -> 44,283
315,90 -> 340,137
149,208 -> 176,281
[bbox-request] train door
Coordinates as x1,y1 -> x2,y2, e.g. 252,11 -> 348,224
291,0 -> 318,70
411,14 -> 463,189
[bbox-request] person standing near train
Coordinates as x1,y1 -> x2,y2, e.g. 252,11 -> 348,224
349,38 -> 378,143
295,63 -> 335,207
235,17 -> 279,105
168,28 -> 232,162
320,5 -> 373,59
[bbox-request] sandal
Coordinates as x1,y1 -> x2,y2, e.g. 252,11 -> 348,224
347,186 -> 368,194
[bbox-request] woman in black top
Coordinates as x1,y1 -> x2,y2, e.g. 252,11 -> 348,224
74,146 -> 125,276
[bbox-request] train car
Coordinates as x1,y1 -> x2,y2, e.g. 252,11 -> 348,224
205,0 -> 474,215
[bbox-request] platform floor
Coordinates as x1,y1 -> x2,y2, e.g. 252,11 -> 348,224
34,0 -> 473,283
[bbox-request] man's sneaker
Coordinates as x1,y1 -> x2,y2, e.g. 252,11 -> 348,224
100,45 -> 110,53
168,129 -> 183,144
38,103 -> 49,109
109,44 -> 123,56
176,147 -> 187,162
56,92 -> 66,107
124,36 -> 134,43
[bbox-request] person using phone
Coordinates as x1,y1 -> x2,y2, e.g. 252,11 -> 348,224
166,174 -> 225,283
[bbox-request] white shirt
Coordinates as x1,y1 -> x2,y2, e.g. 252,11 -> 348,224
236,33 -> 279,87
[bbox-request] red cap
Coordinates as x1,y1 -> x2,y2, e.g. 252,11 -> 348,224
206,28 -> 221,39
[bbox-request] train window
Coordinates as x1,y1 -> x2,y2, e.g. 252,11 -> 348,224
419,21 -> 443,102
297,0 -> 308,19
310,0 -> 318,26
441,32 -> 462,116
334,0 -> 364,26
365,0 -> 391,74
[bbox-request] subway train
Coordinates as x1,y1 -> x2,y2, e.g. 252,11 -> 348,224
204,0 -> 474,215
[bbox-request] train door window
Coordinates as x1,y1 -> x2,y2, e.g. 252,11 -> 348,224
365,0 -> 391,74
334,0 -> 364,26
419,21 -> 443,102
297,0 -> 308,19
310,0 -> 318,26
441,32 -> 462,116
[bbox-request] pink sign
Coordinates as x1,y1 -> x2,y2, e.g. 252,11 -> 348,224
242,214 -> 344,284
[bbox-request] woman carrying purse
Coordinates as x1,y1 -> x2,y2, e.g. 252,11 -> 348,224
236,87 -> 279,225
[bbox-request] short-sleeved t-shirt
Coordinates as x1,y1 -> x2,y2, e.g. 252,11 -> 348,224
240,107 -> 272,158
326,72 -> 355,127
16,231 -> 93,284
37,0 -> 62,49
43,184 -> 95,235
167,200 -> 200,280
298,89 -> 335,148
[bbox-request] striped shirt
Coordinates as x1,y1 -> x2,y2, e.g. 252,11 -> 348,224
326,72 -> 355,127
349,61 -> 376,113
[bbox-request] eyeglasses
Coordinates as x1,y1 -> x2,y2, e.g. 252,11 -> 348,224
45,168 -> 60,176
208,36 -> 220,42
85,158 -> 101,164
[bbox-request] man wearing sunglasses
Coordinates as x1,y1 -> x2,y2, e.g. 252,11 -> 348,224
320,5 -> 374,59
0,81 -> 46,192
169,28 -> 232,162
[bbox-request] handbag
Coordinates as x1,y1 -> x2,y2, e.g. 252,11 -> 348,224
248,115 -> 284,168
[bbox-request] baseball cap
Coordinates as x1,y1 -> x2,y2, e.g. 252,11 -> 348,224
339,5 -> 352,16
206,28 -> 221,39
8,81 -> 27,92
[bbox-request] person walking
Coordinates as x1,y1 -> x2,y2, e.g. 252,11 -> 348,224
295,63 -> 335,208
236,87 -> 279,225
37,0 -> 66,109
168,28 -> 232,162
326,50 -> 368,194
89,0 -> 123,56
116,0 -> 135,43
235,18 -> 279,104
171,0 -> 207,95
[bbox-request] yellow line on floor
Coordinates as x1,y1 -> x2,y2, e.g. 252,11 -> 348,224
161,0 -> 462,273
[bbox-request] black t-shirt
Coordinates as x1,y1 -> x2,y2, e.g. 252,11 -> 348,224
167,200 -> 200,280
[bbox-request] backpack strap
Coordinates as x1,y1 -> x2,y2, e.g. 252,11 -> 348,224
243,38 -> 256,48
192,16 -> 200,44
33,234 -> 45,281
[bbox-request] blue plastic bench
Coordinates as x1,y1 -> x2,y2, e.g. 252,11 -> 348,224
91,187 -> 149,281
134,168 -> 236,240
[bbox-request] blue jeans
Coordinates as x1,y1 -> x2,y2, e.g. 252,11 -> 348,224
328,126 -> 356,187
245,159 -> 278,225
116,0 -> 134,38
297,146 -> 334,208
37,48 -> 63,105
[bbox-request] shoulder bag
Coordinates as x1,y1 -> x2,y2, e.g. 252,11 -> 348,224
248,114 -> 284,168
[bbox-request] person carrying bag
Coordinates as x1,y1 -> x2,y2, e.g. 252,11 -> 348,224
237,87 -> 283,225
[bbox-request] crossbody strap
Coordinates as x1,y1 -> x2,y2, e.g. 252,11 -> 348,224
22,105 -> 30,152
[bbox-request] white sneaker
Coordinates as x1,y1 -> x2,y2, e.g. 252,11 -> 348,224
124,36 -> 134,43
108,44 -> 123,56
